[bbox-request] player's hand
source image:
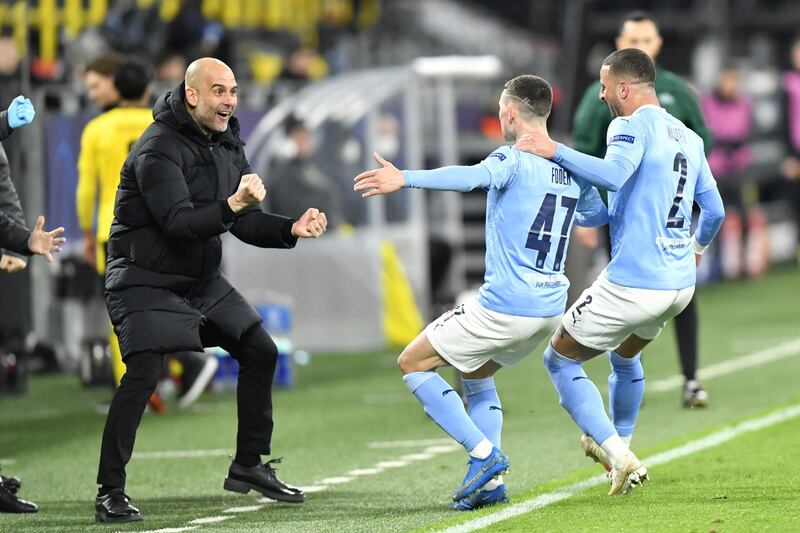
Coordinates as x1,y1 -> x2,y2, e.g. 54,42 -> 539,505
27,216 -> 66,262
83,232 -> 97,268
0,254 -> 27,273
228,173 -> 266,213
515,132 -> 558,159
353,153 -> 404,198
695,253 -> 702,267
575,227 -> 599,249
6,95 -> 35,129
291,208 -> 328,238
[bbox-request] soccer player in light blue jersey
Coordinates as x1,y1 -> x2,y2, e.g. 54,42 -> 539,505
515,48 -> 725,495
354,75 -> 607,510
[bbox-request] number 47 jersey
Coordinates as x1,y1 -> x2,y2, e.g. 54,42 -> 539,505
477,145 -> 606,318
603,105 -> 717,290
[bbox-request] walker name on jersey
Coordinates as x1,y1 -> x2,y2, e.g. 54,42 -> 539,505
551,167 -> 571,186
523,272 -> 566,288
656,236 -> 691,251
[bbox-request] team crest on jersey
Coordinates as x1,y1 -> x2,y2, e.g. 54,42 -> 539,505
488,152 -> 506,161
608,134 -> 635,144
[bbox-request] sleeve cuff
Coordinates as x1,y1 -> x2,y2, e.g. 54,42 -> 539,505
220,199 -> 236,223
281,218 -> 299,246
553,143 -> 566,163
692,236 -> 709,255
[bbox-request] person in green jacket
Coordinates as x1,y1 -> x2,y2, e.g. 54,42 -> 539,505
571,11 -> 713,409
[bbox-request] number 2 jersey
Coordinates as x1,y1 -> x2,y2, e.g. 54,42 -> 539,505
602,105 -> 718,290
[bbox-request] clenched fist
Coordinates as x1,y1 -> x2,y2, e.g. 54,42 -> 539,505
0,254 -> 27,273
228,173 -> 266,213
291,208 -> 328,238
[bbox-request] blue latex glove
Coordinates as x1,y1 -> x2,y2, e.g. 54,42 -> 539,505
7,95 -> 35,129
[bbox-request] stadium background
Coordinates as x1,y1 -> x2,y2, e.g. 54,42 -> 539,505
0,0 -> 799,531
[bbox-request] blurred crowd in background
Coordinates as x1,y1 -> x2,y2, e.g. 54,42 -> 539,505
1,0 -> 799,397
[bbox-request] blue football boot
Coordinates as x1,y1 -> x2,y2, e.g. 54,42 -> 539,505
450,483 -> 509,511
451,447 -> 510,501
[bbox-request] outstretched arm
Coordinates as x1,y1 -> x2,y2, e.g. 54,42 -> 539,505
354,153 -> 491,197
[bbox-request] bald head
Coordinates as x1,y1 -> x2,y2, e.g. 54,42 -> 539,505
185,57 -> 233,89
184,57 -> 238,136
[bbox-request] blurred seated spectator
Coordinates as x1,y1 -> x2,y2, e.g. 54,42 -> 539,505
780,36 -> 800,261
268,116 -> 345,229
702,67 -> 753,180
702,65 -> 766,278
279,47 -> 329,81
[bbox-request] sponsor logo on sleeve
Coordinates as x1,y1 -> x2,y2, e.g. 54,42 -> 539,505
608,134 -> 635,144
488,151 -> 507,161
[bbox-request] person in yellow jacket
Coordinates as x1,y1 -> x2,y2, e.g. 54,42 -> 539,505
76,59 -> 155,391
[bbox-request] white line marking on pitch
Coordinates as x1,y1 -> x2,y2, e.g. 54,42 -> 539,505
298,485 -> 329,493
0,458 -> 16,466
649,337 -> 800,392
222,505 -> 264,513
134,526 -> 199,533
133,449 -> 230,460
347,468 -> 384,476
437,403 -> 800,533
188,516 -> 231,525
318,476 -> 353,484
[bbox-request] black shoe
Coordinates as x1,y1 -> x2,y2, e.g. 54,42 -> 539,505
682,380 -> 709,408
0,484 -> 37,513
1,474 -> 21,494
224,458 -> 304,503
95,488 -> 143,523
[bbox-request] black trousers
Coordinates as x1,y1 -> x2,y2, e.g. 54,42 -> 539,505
96,323 -> 278,489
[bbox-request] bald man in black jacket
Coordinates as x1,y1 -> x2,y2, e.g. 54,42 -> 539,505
95,58 -> 327,524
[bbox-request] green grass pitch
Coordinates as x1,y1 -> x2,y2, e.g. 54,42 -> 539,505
1,268 -> 798,532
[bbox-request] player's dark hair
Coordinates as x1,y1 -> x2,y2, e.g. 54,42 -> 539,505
618,10 -> 659,36
503,75 -> 552,120
602,48 -> 656,86
114,59 -> 151,101
85,53 -> 122,77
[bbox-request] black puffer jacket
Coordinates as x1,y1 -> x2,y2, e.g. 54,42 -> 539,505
105,83 -> 297,356
107,82 -> 296,289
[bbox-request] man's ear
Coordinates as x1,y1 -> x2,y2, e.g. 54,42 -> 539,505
618,82 -> 629,100
185,86 -> 198,107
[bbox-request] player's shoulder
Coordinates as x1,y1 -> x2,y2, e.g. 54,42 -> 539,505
485,144 -> 516,161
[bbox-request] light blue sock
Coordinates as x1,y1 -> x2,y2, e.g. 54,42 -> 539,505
403,371 -> 487,452
543,344 -> 616,444
463,377 -> 503,448
608,351 -> 644,438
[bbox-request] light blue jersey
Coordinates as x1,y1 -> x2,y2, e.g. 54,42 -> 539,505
404,145 -> 605,317
602,105 -> 717,289
478,146 -> 607,316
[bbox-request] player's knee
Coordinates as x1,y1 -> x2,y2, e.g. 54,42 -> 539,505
397,350 -> 421,374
